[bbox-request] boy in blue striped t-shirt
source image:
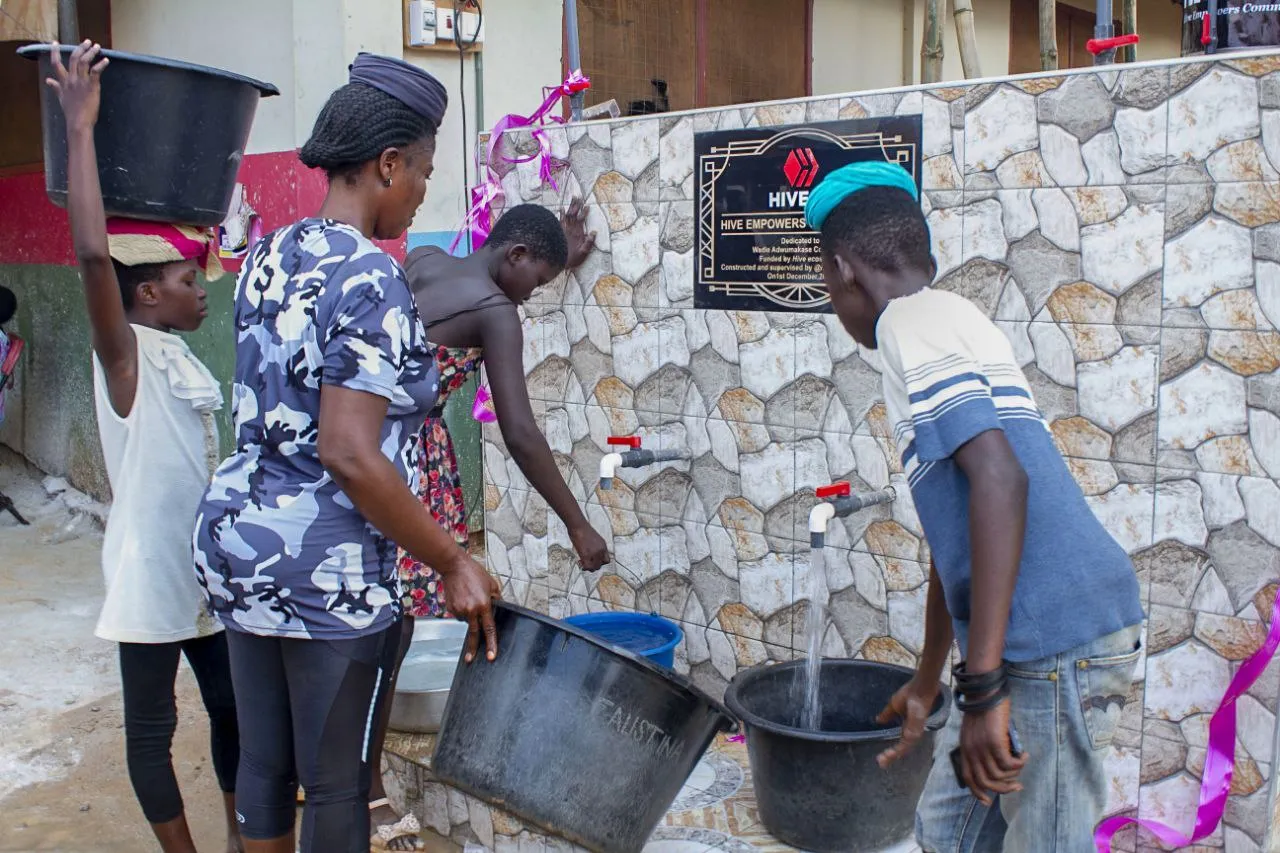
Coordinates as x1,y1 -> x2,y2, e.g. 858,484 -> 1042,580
806,162 -> 1143,853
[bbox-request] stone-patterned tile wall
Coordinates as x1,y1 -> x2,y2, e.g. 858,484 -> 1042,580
481,52 -> 1280,852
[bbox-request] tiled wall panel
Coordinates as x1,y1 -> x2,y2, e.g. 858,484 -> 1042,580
483,52 -> 1280,851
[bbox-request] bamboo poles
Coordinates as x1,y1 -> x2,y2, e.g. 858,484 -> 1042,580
953,0 -> 982,79
1121,0 -> 1137,62
1039,0 -> 1059,70
922,0 -> 944,84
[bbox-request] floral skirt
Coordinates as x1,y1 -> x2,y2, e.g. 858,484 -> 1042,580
397,416 -> 466,618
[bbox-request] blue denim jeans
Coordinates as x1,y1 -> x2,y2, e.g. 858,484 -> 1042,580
915,625 -> 1142,853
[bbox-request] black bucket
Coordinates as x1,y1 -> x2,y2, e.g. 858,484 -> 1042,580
724,660 -> 950,853
431,602 -> 736,853
1182,2 -> 1280,56
17,44 -> 279,226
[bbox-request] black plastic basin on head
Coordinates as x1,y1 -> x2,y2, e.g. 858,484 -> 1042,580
724,659 -> 950,853
431,602 -> 736,853
17,44 -> 279,226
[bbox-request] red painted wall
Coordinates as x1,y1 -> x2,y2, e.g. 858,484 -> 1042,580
0,150 -> 407,269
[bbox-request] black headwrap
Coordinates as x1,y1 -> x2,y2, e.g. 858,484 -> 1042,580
349,53 -> 448,129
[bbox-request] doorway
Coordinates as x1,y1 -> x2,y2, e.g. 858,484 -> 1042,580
1009,0 -> 1122,74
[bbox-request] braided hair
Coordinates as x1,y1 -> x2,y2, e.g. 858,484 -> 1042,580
111,260 -> 167,310
299,82 -> 437,182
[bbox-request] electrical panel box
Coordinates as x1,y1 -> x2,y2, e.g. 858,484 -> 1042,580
437,6 -> 484,44
405,0 -> 483,50
406,0 -> 438,47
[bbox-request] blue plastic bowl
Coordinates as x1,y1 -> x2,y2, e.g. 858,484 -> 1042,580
564,612 -> 684,669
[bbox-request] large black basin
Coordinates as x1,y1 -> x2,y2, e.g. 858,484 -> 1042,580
724,659 -> 950,853
432,602 -> 736,853
18,44 -> 278,226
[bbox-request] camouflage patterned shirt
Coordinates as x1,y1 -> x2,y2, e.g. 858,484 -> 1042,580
194,220 -> 440,639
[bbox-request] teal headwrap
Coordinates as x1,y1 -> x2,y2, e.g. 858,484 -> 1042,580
803,160 -> 919,231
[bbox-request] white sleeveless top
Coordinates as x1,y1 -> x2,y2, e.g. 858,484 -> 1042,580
93,324 -> 223,643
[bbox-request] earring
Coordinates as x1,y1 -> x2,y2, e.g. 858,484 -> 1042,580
384,177 -> 393,188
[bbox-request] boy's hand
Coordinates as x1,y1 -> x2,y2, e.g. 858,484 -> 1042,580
46,40 -> 109,133
875,675 -> 939,768
561,197 -> 597,270
957,697 -> 1027,805
569,523 -> 610,572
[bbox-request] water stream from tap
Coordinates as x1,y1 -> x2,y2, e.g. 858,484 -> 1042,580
799,545 -> 828,730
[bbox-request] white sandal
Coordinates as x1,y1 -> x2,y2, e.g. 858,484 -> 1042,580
370,799 -> 425,851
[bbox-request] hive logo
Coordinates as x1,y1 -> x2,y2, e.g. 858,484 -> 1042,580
783,148 -> 820,188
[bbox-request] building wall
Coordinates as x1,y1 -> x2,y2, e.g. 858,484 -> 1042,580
484,51 -> 1280,849
812,0 -> 1012,93
110,0 -> 300,153
1057,0 -> 1185,63
812,0 -> 1185,96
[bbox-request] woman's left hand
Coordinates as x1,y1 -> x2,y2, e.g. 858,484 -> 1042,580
561,197 -> 597,271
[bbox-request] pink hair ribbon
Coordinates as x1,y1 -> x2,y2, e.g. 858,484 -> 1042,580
449,70 -> 591,254
1094,586 -> 1280,851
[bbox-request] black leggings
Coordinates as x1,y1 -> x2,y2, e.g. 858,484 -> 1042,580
118,632 -> 239,824
226,624 -> 400,849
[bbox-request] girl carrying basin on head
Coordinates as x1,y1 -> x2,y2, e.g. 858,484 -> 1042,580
49,40 -> 242,853
364,201 -> 612,849
191,53 -> 500,853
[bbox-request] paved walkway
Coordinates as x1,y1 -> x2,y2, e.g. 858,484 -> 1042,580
0,450 -> 231,852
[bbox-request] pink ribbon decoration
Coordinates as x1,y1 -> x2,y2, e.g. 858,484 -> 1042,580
449,70 -> 591,254
1094,586 -> 1280,851
472,383 -> 497,424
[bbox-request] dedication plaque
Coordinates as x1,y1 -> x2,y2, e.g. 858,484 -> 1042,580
694,116 -> 923,313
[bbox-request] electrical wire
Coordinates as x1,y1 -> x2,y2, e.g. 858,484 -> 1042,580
454,0 -> 483,252
452,0 -> 485,529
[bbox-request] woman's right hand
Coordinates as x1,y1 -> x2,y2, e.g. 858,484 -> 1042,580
443,552 -> 502,663
46,40 -> 108,132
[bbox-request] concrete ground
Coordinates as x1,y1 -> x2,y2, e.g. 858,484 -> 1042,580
0,451 -> 233,853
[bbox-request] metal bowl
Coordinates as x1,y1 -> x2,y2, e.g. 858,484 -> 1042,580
389,619 -> 468,734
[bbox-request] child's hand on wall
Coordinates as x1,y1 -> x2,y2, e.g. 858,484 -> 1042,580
561,197 -> 597,271
46,40 -> 109,133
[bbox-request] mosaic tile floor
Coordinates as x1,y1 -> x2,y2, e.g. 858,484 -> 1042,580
383,732 -> 922,853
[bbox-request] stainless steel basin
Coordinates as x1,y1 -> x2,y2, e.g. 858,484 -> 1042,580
389,618 -> 468,734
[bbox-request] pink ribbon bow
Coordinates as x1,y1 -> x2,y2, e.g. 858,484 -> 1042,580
449,70 -> 591,254
1094,586 -> 1280,851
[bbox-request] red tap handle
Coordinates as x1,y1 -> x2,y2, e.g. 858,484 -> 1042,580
608,436 -> 642,448
815,482 -> 852,499
1086,33 -> 1140,55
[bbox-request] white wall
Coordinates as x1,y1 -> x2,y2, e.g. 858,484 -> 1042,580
110,0 -> 298,154
811,0 -> 1013,93
107,0 -> 513,235
811,0 -> 909,95
401,49 -> 481,234
479,0 -> 564,128
400,0 -> 564,235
